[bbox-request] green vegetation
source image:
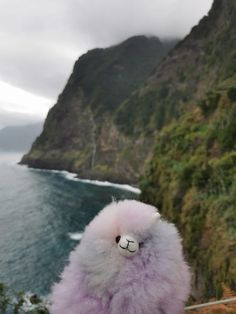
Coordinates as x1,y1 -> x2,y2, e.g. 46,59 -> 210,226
0,283 -> 49,313
140,88 -> 236,301
197,91 -> 220,117
228,87 -> 236,102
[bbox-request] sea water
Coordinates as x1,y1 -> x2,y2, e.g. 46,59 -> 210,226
0,153 -> 138,296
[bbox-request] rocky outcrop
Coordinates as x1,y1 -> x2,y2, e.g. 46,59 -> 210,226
21,36 -> 176,183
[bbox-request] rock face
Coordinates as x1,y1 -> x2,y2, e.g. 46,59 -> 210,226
21,36 -> 176,183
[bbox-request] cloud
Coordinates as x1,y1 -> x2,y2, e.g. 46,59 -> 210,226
66,0 -> 214,46
0,0 -> 213,99
0,80 -> 52,115
0,108 -> 43,129
0,35 -> 80,99
0,0 -> 213,128
0,80 -> 52,128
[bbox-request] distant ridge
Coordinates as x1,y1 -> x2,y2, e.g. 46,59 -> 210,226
0,123 -> 43,152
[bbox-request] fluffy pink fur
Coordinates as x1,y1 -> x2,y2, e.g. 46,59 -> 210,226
50,200 -> 191,314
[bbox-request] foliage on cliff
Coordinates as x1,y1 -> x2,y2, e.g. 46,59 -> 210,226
132,0 -> 236,301
141,83 -> 236,301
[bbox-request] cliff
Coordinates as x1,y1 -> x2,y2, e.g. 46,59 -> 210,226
21,36 -> 176,183
140,0 -> 236,302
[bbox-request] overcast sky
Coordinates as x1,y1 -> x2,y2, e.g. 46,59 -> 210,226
0,0 -> 213,128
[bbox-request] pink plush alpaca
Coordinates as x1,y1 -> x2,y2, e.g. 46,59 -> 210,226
50,200 -> 191,314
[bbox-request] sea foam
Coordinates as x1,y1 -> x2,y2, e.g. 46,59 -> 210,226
68,232 -> 83,241
24,166 -> 141,194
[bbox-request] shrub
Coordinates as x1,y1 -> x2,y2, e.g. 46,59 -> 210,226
227,87 -> 236,101
197,92 -> 220,117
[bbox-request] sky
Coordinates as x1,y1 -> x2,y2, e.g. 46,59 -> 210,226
0,0 -> 213,128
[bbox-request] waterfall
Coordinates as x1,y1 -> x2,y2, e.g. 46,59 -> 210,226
90,112 -> 96,169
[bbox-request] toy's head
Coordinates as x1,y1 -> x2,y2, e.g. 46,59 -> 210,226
82,200 -> 159,255
72,200 -> 161,294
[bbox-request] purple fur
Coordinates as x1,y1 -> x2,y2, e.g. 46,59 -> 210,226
50,200 -> 191,314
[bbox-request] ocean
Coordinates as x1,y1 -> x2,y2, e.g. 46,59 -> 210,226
0,153 -> 138,296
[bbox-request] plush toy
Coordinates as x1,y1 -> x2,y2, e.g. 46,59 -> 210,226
50,200 -> 190,314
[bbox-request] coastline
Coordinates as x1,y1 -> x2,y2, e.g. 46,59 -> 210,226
19,163 -> 141,194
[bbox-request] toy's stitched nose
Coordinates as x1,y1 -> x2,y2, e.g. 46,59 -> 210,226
127,239 -> 134,244
120,239 -> 135,250
117,235 -> 139,257
125,239 -> 134,248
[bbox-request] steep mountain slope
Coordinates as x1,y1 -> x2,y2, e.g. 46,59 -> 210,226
0,123 -> 43,152
21,36 -> 176,183
141,91 -> 236,301
140,0 -> 236,302
115,0 -> 236,135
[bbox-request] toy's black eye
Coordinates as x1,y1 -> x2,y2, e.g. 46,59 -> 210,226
139,242 -> 144,248
115,236 -> 121,243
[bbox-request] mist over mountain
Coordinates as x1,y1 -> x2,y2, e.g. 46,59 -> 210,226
0,123 -> 43,152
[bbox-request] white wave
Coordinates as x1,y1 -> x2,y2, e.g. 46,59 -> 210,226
19,164 -> 141,194
68,232 -> 83,241
76,178 -> 141,194
62,171 -> 78,181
